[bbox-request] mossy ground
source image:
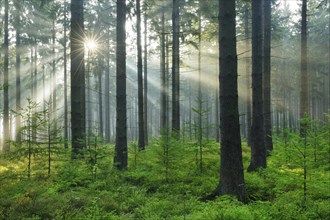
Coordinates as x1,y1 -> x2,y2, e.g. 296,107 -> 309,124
0,134 -> 329,219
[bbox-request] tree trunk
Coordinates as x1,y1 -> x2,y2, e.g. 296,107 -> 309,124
263,0 -> 273,152
98,58 -> 104,138
216,0 -> 246,201
70,0 -> 86,156
197,0 -> 203,171
105,29 -> 111,143
172,0 -> 180,136
15,0 -> 21,143
300,0 -> 308,134
137,0 -> 145,150
248,0 -> 266,172
114,0 -> 128,170
52,19 -> 57,129
3,0 -> 10,152
160,2 -> 167,136
63,0 -> 68,148
143,9 -> 148,146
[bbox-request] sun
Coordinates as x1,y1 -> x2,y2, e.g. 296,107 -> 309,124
85,39 -> 98,52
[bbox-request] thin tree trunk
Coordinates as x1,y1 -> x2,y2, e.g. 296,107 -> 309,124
300,0 -> 308,135
137,0 -> 145,150
98,58 -> 104,138
263,0 -> 273,152
63,0 -> 68,148
160,2 -> 167,135
197,0 -> 203,172
52,19 -> 57,129
105,29 -> 111,143
144,9 -> 148,146
172,0 -> 180,136
15,0 -> 22,143
3,0 -> 10,152
32,40 -> 38,142
215,86 -> 219,142
87,52 -> 92,140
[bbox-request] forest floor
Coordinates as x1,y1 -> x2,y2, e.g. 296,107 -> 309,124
0,132 -> 329,219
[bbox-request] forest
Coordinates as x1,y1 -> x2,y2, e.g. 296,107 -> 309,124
0,0 -> 329,219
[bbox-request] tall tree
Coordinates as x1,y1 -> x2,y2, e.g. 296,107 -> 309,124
70,0 -> 86,156
98,58 -> 104,138
197,0 -> 203,171
52,19 -> 57,130
63,0 -> 68,148
300,0 -> 308,133
143,7 -> 148,146
172,0 -> 180,135
137,0 -> 145,150
14,0 -> 22,143
114,0 -> 128,170
3,0 -> 10,152
160,0 -> 167,135
248,0 -> 266,172
216,0 -> 246,201
263,0 -> 273,152
105,28 -> 111,143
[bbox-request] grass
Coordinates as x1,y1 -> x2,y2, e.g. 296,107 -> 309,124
0,134 -> 329,219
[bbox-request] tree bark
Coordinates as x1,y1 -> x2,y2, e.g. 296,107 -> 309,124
63,0 -> 68,148
3,0 -> 10,152
114,0 -> 128,170
217,0 -> 246,201
300,0 -> 308,134
160,2 -> 167,136
105,29 -> 111,143
52,19 -> 57,130
70,0 -> 86,156
137,0 -> 145,150
263,0 -> 273,152
14,0 -> 22,143
172,0 -> 180,136
143,8 -> 148,146
248,0 -> 266,172
98,58 -> 104,138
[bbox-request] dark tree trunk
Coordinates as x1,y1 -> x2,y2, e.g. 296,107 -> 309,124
63,0 -> 68,148
137,0 -> 145,150
197,0 -> 203,171
172,0 -> 180,135
70,0 -> 86,156
248,0 -> 266,172
216,0 -> 246,201
160,2 -> 167,135
3,0 -> 10,152
114,0 -> 128,170
263,0 -> 273,152
15,0 -> 21,143
215,86 -> 219,142
300,0 -> 308,134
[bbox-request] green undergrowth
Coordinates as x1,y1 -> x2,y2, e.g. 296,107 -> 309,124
0,130 -> 329,219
